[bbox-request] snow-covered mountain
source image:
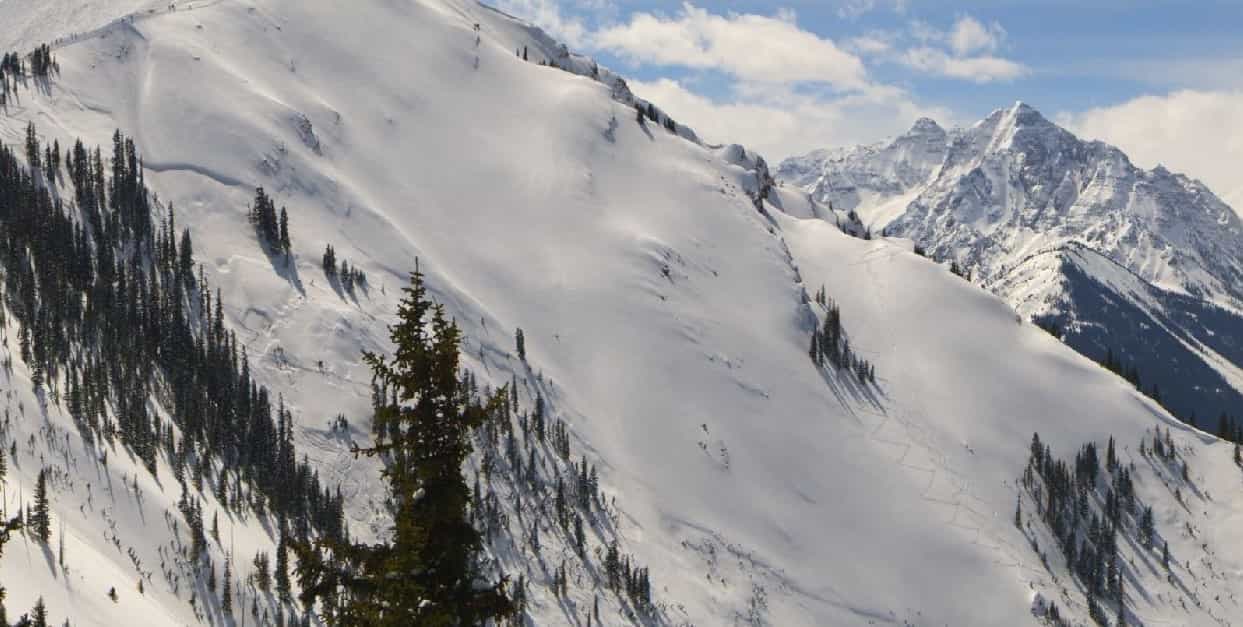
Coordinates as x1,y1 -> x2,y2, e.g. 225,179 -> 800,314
781,103 -> 1243,304
780,103 -> 1243,425
3,2 -> 1243,626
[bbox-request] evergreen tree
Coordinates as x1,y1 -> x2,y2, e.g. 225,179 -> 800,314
31,468 -> 50,543
179,228 -> 195,282
275,533 -> 291,602
291,268 -> 513,625
515,328 -> 526,362
254,551 -> 272,593
279,207 -> 292,255
223,557 -> 234,617
322,244 -> 337,277
29,596 -> 48,627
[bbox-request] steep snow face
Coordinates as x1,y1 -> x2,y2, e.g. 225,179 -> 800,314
780,102 -> 1243,308
6,2 -> 1243,626
0,0 -> 161,51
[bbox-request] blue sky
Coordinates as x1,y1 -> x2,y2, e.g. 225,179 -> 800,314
494,0 -> 1243,204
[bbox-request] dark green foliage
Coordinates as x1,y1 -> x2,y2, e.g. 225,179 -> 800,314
0,125 -> 344,565
29,596 -> 48,627
515,327 -> 526,361
322,244 -> 337,277
321,243 -> 367,295
31,468 -> 50,543
253,550 -> 272,593
810,288 -> 876,384
29,44 -> 56,77
279,207 -> 292,254
249,187 -> 290,256
292,269 -> 513,625
276,532 -> 292,601
1020,431 -> 1165,616
0,502 -> 22,624
223,557 -> 234,616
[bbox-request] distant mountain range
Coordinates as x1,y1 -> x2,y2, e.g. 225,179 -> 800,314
781,102 -> 1243,426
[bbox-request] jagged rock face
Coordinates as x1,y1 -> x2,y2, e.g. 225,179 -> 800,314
780,102 -> 1243,307
777,117 -> 947,214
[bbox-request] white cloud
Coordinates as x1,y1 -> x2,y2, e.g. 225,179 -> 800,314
492,0 -> 595,48
494,1 -> 974,161
847,32 -> 897,55
836,0 -> 907,20
1062,90 -> 1243,211
837,0 -> 877,19
901,46 -> 1027,83
593,3 -> 868,88
630,78 -> 955,161
948,15 -> 1003,56
897,15 -> 1026,82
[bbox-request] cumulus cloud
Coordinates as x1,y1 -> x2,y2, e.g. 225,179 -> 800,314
593,3 -> 868,88
1061,90 -> 1243,211
492,0 -> 596,48
630,78 -> 955,160
948,15 -> 1003,56
495,1 -> 993,160
898,15 -> 1026,82
901,47 -> 1027,83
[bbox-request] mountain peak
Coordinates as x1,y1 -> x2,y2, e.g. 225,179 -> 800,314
908,117 -> 945,135
981,100 -> 1053,132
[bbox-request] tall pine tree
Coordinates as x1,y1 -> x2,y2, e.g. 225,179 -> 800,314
292,267 -> 512,625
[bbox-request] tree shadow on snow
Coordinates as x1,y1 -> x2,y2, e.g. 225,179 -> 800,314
259,244 -> 305,296
818,365 -> 885,415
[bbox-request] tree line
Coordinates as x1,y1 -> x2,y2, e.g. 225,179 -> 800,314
0,124 -> 346,621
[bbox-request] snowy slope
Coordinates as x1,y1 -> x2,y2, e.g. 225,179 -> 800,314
0,314 -> 294,627
3,1 -> 1243,626
993,243 -> 1243,426
781,102 -> 1243,429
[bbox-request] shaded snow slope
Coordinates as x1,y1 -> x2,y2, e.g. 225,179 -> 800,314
4,2 -> 1243,626
994,244 -> 1243,426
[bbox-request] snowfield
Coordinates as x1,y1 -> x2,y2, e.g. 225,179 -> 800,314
2,1 -> 1243,626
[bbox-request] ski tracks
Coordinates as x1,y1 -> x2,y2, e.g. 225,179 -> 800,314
849,242 -> 1044,582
